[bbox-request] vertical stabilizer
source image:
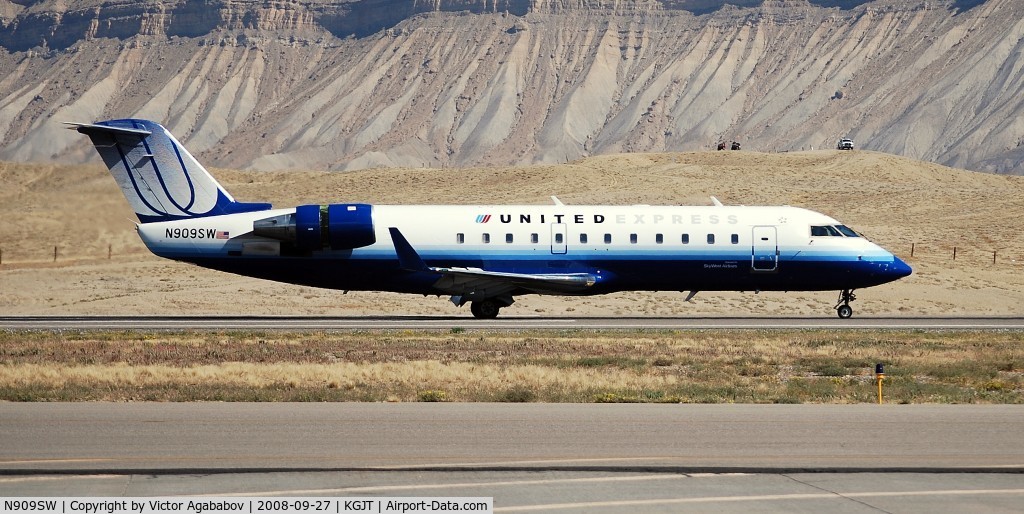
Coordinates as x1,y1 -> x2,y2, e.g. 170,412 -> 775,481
68,119 -> 270,223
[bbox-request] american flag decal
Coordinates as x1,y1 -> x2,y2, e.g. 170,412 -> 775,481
215,230 -> 230,239
475,214 -> 491,223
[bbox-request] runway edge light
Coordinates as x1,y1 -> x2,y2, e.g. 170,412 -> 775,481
875,363 -> 885,404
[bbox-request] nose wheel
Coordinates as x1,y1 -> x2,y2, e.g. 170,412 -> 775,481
835,289 -> 856,319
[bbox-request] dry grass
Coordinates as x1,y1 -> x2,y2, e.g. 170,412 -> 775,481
1,329 -> 1021,403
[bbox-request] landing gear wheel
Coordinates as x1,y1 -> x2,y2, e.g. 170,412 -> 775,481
834,289 -> 857,319
470,299 -> 500,319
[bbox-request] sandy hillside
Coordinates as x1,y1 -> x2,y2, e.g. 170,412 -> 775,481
1,150 -> 1023,318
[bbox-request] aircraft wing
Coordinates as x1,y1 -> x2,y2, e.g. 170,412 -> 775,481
389,227 -> 599,296
429,266 -> 597,295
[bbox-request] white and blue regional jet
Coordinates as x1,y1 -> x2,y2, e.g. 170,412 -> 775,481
70,119 -> 912,319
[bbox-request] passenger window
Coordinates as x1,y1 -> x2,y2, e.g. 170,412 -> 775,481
482,233 -> 490,244
707,234 -> 715,244
580,234 -> 588,244
731,234 -> 739,244
604,234 -> 612,244
531,233 -> 539,244
456,233 -> 465,244
506,233 -> 513,244
630,234 -> 638,244
656,234 -> 663,244
682,234 -> 690,244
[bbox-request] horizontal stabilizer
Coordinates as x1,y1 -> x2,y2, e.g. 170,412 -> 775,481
65,122 -> 152,137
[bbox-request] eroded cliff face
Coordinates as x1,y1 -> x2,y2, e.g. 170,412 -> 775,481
0,0 -> 533,51
1,0 -> 1021,173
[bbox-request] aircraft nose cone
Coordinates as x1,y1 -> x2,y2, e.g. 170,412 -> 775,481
890,256 -> 913,279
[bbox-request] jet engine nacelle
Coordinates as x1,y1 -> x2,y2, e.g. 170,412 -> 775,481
253,204 -> 375,251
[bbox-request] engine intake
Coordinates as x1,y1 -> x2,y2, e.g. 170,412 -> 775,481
253,204 -> 375,251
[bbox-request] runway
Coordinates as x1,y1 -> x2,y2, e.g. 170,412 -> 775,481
2,404 -> 1023,512
4,315 -> 1024,330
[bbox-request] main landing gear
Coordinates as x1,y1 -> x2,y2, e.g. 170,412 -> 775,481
835,289 -> 857,319
470,299 -> 501,319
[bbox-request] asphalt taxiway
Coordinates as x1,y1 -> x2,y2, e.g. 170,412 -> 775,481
3,316 -> 1024,330
4,403 -> 1023,473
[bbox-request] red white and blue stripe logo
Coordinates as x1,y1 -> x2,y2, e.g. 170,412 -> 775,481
475,214 -> 491,223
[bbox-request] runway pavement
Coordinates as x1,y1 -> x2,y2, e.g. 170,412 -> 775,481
2,404 -> 1023,512
4,315 -> 1024,330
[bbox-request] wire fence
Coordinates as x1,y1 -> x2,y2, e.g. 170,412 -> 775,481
902,243 -> 1024,267
0,244 -> 149,265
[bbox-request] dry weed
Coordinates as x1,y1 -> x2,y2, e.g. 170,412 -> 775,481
0,329 -> 1021,403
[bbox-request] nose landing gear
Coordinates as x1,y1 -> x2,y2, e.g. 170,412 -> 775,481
835,289 -> 857,319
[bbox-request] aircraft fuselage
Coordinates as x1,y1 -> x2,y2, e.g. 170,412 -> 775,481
139,204 -> 909,295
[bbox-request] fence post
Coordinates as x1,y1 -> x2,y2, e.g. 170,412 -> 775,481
911,243 -> 915,257
108,244 -> 112,260
953,247 -> 957,261
53,246 -> 58,262
993,250 -> 997,265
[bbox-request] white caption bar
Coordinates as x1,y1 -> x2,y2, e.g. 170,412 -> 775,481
1,497 -> 493,514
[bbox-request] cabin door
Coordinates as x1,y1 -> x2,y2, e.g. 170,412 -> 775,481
550,223 -> 567,254
752,226 -> 778,271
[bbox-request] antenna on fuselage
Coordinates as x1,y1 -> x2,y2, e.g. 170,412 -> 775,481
551,196 -> 565,206
710,196 -> 724,207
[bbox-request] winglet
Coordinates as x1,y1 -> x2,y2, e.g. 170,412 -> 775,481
389,227 -> 428,271
551,196 -> 564,206
711,196 -> 724,207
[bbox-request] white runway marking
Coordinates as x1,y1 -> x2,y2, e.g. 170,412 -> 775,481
198,473 -> 744,497
494,488 -> 1024,511
0,475 -> 121,483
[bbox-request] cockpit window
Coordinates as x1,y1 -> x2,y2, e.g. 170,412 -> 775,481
811,225 -> 860,237
836,225 -> 860,237
811,225 -> 840,236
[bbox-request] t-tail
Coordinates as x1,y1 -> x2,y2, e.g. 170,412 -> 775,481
67,119 -> 271,223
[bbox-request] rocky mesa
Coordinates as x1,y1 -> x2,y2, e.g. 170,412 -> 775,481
1,0 -> 1022,173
